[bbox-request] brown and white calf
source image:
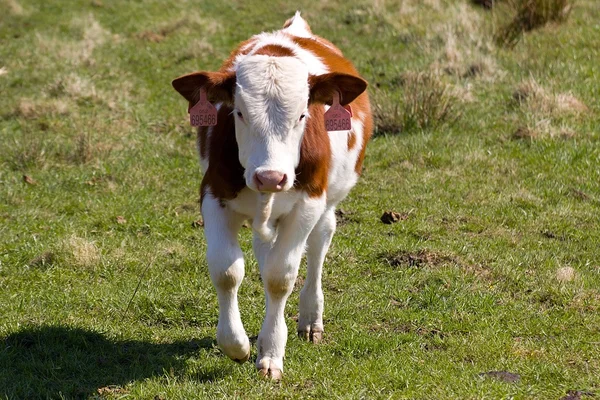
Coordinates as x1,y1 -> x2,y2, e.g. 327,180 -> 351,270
172,12 -> 372,379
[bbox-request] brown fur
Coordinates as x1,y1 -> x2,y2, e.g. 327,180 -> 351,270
186,25 -> 372,203
347,131 -> 356,150
254,44 -> 295,57
200,105 -> 245,205
295,104 -> 331,197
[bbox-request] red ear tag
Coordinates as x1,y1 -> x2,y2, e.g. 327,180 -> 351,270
324,92 -> 352,131
189,88 -> 217,127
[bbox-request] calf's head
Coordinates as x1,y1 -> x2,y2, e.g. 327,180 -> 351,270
172,55 -> 367,193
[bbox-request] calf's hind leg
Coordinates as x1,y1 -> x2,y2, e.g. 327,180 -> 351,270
298,207 -> 336,343
202,194 -> 250,362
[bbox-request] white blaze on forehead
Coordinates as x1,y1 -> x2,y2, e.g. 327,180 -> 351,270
235,55 -> 309,132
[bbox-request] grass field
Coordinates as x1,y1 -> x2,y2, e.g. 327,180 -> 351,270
1,0 -> 599,398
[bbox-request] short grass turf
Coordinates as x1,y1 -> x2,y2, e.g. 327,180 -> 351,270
1,0 -> 599,399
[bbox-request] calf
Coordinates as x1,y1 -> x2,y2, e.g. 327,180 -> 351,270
172,12 -> 372,380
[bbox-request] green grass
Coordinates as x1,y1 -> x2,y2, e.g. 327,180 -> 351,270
1,0 -> 599,398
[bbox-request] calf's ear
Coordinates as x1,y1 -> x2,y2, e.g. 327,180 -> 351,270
172,71 -> 236,106
309,73 -> 368,106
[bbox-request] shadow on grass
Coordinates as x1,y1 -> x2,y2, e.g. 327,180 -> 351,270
0,325 -> 226,399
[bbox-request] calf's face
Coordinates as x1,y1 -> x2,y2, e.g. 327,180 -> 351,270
234,56 -> 309,192
172,58 -> 368,193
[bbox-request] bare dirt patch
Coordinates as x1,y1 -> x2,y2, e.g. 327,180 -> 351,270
22,175 -> 36,185
380,249 -> 493,281
29,252 -> 56,268
381,249 -> 457,268
380,210 -> 410,224
335,209 -> 359,225
560,390 -> 595,400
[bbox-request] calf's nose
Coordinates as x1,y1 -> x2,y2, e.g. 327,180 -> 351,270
254,170 -> 287,192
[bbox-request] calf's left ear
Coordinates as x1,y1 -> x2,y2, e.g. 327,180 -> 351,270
172,71 -> 236,107
309,73 -> 368,106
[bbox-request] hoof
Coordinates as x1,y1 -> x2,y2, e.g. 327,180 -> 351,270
298,327 -> 323,344
259,367 -> 282,381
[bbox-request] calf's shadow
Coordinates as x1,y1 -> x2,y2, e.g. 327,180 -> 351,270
0,325 -> 226,399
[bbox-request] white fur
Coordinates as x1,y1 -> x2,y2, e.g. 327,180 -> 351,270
232,32 -> 328,76
200,13 -> 368,377
282,11 -> 312,38
234,55 -> 309,192
202,191 -> 250,361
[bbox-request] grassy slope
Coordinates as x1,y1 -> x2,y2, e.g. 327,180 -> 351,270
0,0 -> 599,398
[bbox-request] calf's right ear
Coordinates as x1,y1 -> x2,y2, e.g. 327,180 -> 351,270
172,71 -> 236,107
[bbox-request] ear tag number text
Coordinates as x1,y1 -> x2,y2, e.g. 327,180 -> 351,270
189,88 -> 217,127
324,92 -> 352,132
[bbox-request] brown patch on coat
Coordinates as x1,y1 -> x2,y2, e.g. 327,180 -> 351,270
295,104 -> 331,197
254,44 -> 295,57
290,35 -> 372,174
200,105 -> 246,204
290,36 -> 357,76
347,131 -> 356,149
197,125 -> 209,160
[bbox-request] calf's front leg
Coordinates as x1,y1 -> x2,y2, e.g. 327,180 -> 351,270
202,193 -> 250,362
255,195 -> 326,380
298,206 -> 336,343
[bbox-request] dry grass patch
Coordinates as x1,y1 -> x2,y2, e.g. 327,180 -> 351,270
494,0 -> 575,48
15,98 -> 70,119
514,78 -> 570,114
511,77 -> 588,139
48,73 -> 132,111
64,235 -> 101,268
374,71 -> 459,134
35,14 -> 112,67
512,123 -> 575,140
428,3 -> 503,81
2,0 -> 27,15
556,266 -> 576,283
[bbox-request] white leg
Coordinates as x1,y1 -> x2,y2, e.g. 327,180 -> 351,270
298,206 -> 335,343
202,193 -> 250,362
252,232 -> 273,275
255,195 -> 326,380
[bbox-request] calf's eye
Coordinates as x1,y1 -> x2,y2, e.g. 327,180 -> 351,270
236,111 -> 244,120
299,114 -> 306,121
